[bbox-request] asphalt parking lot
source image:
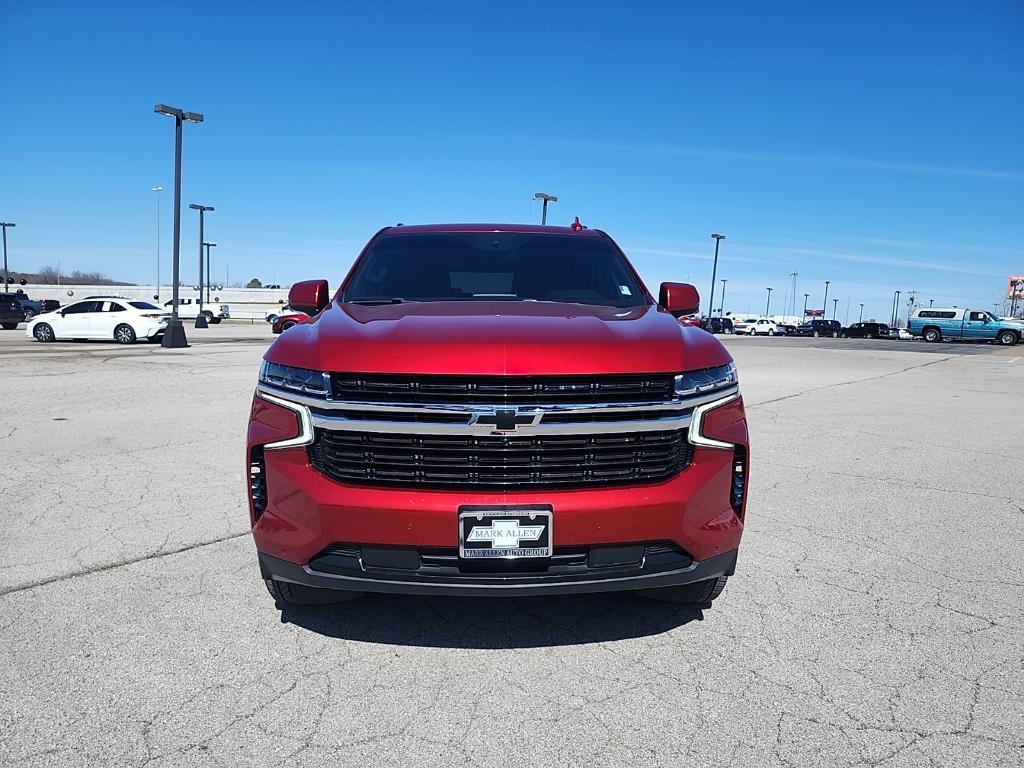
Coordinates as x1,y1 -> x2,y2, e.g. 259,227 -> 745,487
1,324 -> 1021,767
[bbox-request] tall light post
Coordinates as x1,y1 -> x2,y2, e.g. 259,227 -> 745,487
154,104 -> 204,348
859,303 -> 864,322
789,271 -> 799,317
832,297 -> 839,319
152,187 -> 163,300
803,293 -> 810,318
0,222 -> 15,288
765,287 -> 773,317
708,234 -> 725,319
891,290 -> 901,326
203,242 -> 217,304
533,192 -> 557,225
189,203 -> 214,328
720,279 -> 727,317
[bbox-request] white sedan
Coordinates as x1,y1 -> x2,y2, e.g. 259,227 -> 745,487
26,298 -> 169,344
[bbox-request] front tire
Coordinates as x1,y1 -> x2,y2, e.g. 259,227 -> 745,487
636,576 -> 729,605
264,578 -> 364,605
114,324 -> 136,344
813,330 -> 821,337
280,320 -> 297,332
767,329 -> 775,336
997,330 -> 1018,346
33,323 -> 55,341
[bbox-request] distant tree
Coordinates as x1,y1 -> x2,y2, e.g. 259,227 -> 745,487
37,266 -> 61,284
247,278 -> 263,288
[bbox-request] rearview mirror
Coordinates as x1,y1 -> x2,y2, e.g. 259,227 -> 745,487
288,280 -> 330,316
659,282 -> 701,317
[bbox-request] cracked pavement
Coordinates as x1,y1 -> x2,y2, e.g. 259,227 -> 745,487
0,327 -> 1021,767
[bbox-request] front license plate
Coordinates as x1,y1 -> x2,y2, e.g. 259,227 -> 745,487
459,506 -> 552,559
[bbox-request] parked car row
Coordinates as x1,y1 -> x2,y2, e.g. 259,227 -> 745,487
0,292 -> 60,326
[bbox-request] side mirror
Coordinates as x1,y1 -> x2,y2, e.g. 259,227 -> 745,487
289,279 -> 330,316
659,282 -> 700,317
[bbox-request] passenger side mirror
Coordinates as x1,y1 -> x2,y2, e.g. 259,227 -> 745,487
658,282 -> 701,317
288,280 -> 330,316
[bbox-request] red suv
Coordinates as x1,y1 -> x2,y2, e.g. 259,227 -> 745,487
247,223 -> 749,606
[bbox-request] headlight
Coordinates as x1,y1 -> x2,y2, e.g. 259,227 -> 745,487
674,363 -> 737,397
259,361 -> 330,397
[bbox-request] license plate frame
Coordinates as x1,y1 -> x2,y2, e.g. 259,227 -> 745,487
458,505 -> 553,560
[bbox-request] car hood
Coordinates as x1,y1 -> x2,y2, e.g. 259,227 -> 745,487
267,300 -> 732,375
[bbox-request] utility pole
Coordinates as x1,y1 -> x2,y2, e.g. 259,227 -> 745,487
709,234 -> 725,319
154,104 -> 204,348
0,222 -> 15,288
533,192 -> 557,225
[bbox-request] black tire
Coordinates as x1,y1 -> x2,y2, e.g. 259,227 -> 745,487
832,330 -> 839,338
997,330 -> 1018,346
636,576 -> 729,605
24,310 -> 36,320
767,329 -> 775,336
264,578 -> 364,605
202,311 -> 215,325
812,330 -> 820,337
2,322 -> 18,331
280,320 -> 297,331
923,328 -> 941,343
114,323 -> 136,344
865,333 -> 874,339
266,314 -> 278,325
209,316 -> 222,325
33,323 -> 55,341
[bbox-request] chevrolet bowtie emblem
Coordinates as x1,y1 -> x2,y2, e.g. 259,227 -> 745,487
469,407 -> 542,432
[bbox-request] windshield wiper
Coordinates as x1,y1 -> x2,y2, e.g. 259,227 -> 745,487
347,297 -> 414,305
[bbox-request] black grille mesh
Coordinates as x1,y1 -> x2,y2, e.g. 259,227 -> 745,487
330,374 -> 675,404
308,429 -> 693,489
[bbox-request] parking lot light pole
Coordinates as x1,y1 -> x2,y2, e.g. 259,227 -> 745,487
822,281 -> 830,321
533,192 -> 557,225
765,287 -> 773,317
720,279 -> 727,317
152,187 -> 162,299
154,104 -> 203,348
189,204 -> 214,328
0,222 -> 14,288
859,303 -> 864,322
708,234 -> 725,319
832,297 -> 839,319
203,242 -> 217,303
891,290 -> 901,326
803,293 -> 809,318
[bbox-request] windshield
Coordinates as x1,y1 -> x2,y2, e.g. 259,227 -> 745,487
342,232 -> 648,308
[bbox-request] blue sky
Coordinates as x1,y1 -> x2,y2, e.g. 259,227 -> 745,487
1,1 -> 1021,321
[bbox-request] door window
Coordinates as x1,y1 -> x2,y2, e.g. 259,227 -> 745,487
104,302 -> 127,312
968,312 -> 987,322
63,301 -> 102,314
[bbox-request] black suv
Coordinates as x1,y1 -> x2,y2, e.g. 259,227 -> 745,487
701,317 -> 734,334
841,322 -> 890,339
794,319 -> 841,337
0,294 -> 24,330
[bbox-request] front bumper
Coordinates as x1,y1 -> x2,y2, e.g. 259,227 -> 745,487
258,546 -> 738,597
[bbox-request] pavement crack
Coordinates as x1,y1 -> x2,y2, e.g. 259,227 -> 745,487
0,530 -> 249,597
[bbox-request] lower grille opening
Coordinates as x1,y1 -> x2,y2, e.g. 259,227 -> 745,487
249,447 -> 267,519
308,541 -> 694,578
730,446 -> 747,519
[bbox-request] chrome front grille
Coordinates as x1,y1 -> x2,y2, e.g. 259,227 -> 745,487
308,428 -> 694,489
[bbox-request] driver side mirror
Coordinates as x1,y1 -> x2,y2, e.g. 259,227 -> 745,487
659,282 -> 701,317
288,280 -> 330,316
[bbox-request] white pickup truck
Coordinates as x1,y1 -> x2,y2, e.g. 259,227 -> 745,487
163,298 -> 230,324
